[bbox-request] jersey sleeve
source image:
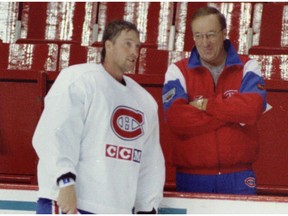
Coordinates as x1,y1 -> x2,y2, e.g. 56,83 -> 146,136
134,104 -> 165,213
206,59 -> 267,125
32,74 -> 86,186
162,64 -> 226,136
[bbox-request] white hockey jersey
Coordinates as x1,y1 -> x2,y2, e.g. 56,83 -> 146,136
32,63 -> 165,213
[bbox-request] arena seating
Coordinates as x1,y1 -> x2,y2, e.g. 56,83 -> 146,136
247,3 -> 288,192
0,42 -> 58,184
16,2 -> 98,46
137,48 -> 191,75
94,2 -> 174,50
249,2 -> 288,85
0,43 -> 58,73
174,2 -> 253,54
173,2 -> 207,52
0,2 -> 287,196
210,2 -> 253,54
249,53 -> 288,82
0,80 -> 40,184
248,2 -> 288,87
0,2 -> 20,43
251,2 -> 288,49
58,44 -> 102,71
137,48 -> 169,75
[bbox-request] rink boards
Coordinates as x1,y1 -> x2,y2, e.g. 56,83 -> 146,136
1,185 -> 288,214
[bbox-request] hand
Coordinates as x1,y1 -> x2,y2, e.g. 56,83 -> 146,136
57,185 -> 78,214
189,98 -> 208,111
189,100 -> 199,108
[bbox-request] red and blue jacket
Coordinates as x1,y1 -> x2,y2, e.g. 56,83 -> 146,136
162,40 -> 267,175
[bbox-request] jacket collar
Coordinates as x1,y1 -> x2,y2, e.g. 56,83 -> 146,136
188,39 -> 243,69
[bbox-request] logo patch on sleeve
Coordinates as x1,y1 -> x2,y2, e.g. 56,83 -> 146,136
223,89 -> 238,98
245,177 -> 256,188
162,88 -> 176,103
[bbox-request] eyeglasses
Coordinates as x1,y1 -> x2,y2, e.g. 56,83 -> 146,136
193,30 -> 223,42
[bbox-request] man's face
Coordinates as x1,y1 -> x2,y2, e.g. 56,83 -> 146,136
191,14 -> 227,66
107,29 -> 140,75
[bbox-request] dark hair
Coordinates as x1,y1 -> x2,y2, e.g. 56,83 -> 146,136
191,6 -> 227,30
101,20 -> 139,63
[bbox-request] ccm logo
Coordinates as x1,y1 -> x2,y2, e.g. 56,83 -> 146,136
106,144 -> 142,163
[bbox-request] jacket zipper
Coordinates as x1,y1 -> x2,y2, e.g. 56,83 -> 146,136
215,131 -> 222,175
205,66 -> 224,175
214,68 -> 224,175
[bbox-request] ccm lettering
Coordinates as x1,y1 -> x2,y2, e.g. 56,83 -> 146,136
106,144 -> 142,163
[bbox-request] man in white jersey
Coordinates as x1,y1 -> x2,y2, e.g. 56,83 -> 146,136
33,20 -> 165,214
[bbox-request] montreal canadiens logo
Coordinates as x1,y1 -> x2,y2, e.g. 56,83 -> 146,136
223,89 -> 238,98
245,177 -> 256,188
111,106 -> 144,141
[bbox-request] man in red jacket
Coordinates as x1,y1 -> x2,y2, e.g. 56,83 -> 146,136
162,6 -> 267,194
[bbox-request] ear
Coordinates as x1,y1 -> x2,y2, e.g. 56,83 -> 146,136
105,40 -> 113,53
222,28 -> 227,39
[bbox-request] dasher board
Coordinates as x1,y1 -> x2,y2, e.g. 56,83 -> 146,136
159,191 -> 288,214
0,185 -> 288,214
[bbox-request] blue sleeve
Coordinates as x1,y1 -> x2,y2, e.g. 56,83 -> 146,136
240,71 -> 267,110
162,79 -> 188,111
